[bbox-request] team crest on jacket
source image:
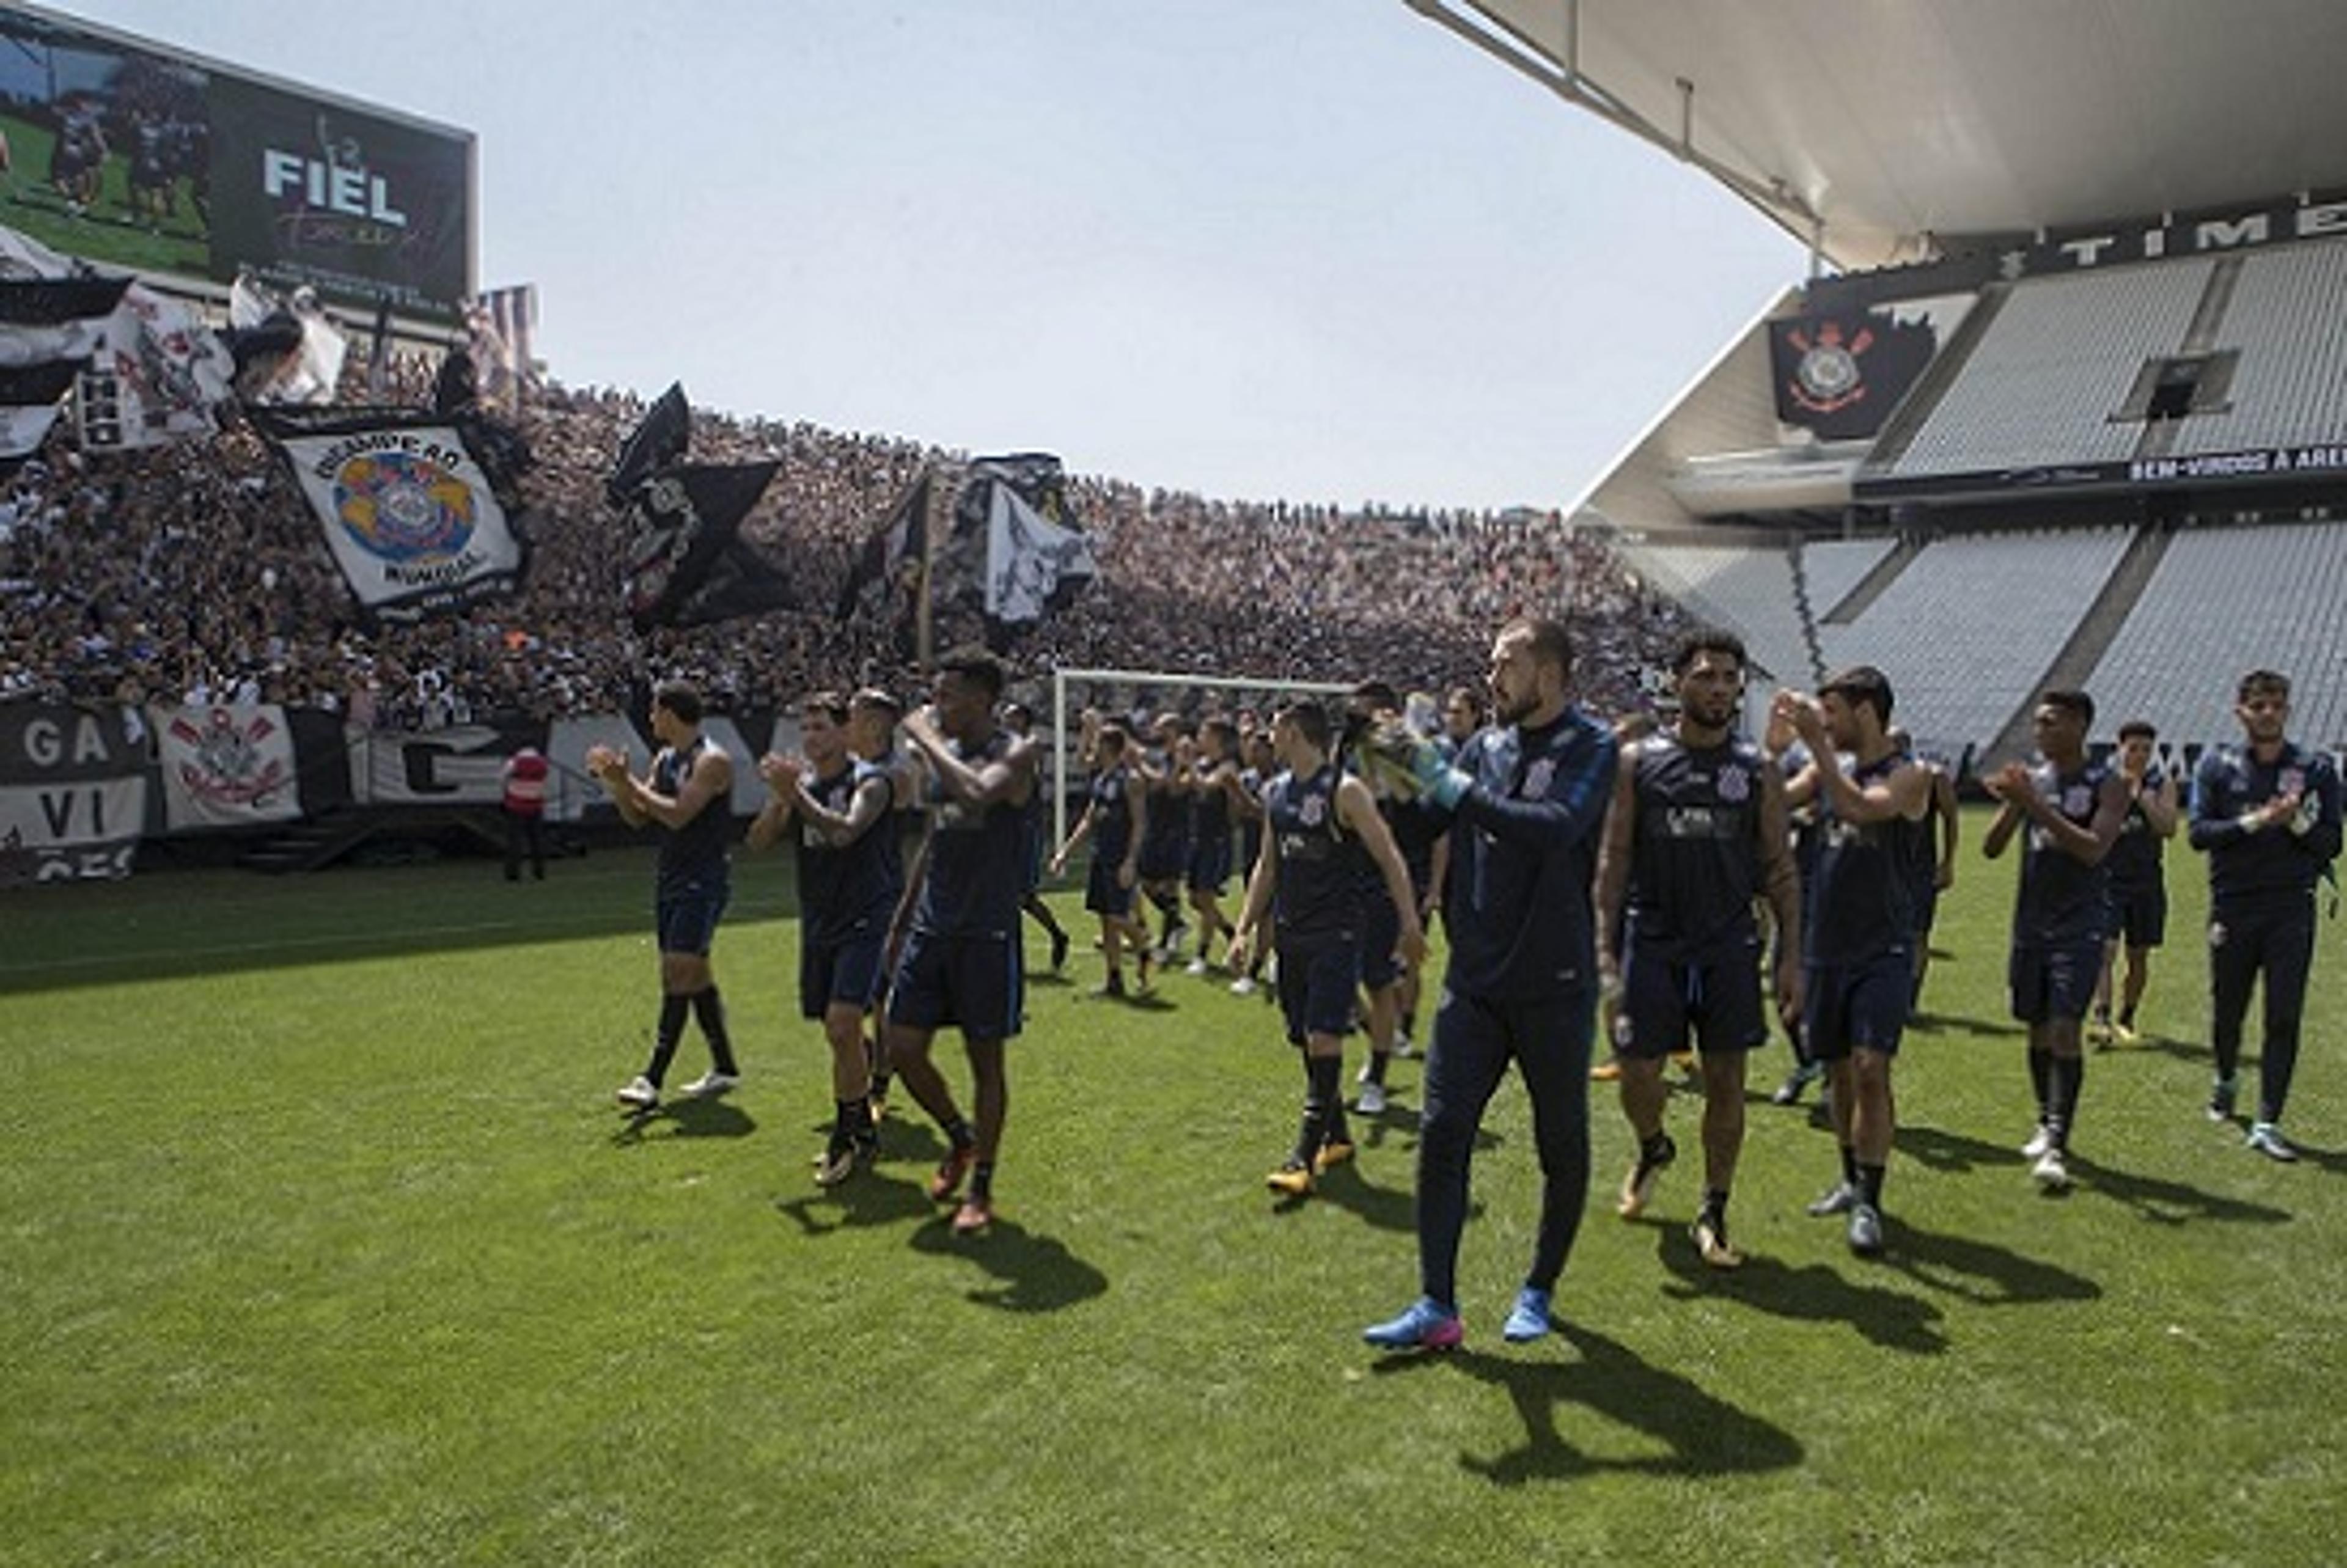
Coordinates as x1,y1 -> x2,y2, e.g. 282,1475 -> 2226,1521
1717,764 -> 1750,804
1298,791 -> 1325,827
2281,768 -> 2306,797
1522,758 -> 1555,799
2062,785 -> 2092,818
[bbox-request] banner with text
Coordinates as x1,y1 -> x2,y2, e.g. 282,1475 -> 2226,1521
153,705 -> 301,830
0,705 -> 148,888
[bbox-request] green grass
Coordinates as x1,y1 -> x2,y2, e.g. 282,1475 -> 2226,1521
4,806 -> 2342,1566
1,114 -> 211,276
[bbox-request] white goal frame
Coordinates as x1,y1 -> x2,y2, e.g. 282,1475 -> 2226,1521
1045,666 -> 1352,849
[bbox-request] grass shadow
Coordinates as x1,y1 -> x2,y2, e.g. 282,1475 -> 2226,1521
1652,1223 -> 1950,1354
1882,1217 -> 2103,1308
1900,1122 -> 2024,1176
906,1214 -> 1110,1312
774,1168 -> 938,1234
2068,1152 -> 2297,1223
1373,1322 -> 1805,1483
608,1097 -> 758,1145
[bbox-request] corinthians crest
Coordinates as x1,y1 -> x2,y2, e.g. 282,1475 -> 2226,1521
169,708 -> 289,808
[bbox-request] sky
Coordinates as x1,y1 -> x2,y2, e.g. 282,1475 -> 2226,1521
45,0 -> 1804,510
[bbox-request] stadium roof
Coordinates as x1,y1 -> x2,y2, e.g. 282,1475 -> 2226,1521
1409,0 -> 2347,271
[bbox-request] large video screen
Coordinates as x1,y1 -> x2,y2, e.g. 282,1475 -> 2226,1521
0,5 -> 473,318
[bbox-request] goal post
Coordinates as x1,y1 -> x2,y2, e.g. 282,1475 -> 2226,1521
1045,666 -> 1352,852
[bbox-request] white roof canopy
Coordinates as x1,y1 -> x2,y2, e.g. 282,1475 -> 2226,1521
1411,0 -> 2347,270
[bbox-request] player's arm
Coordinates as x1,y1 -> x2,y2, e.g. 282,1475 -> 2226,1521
2139,771 -> 2181,838
2187,752 -> 2288,850
1338,775 -> 1427,967
2294,755 -> 2343,865
1980,763 -> 2029,860
587,744 -> 653,829
622,748 -> 733,832
1422,829 -> 1449,923
886,824 -> 934,962
1049,798 -> 1098,874
1117,774 -> 1145,887
744,754 -> 798,852
903,709 -> 1032,808
796,773 -> 891,847
1933,769 -> 1961,887
1226,819 -> 1280,972
1439,728 -> 1619,853
1591,742 -> 1640,988
1757,757 -> 1805,1024
1216,762 -> 1253,815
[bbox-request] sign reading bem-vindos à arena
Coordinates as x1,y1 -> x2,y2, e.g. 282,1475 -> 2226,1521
0,1 -> 474,318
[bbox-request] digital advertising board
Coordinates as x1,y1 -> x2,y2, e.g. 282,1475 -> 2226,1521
0,2 -> 474,318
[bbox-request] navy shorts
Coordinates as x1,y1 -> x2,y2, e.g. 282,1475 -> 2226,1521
1185,833 -> 1232,896
1085,855 -> 1136,918
2010,940 -> 2103,1025
1138,824 -> 1190,883
1021,824 -> 1045,897
1620,937 -> 1768,1058
886,929 -> 1023,1041
801,929 -> 886,1020
1912,877 -> 1941,943
1357,892 -> 1404,991
2107,878 -> 2167,950
1277,933 -> 1361,1044
1803,950 -> 1912,1060
655,879 -> 729,956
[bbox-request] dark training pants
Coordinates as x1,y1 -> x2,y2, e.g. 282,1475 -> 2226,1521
1415,985 -> 1596,1308
2209,898 -> 2318,1124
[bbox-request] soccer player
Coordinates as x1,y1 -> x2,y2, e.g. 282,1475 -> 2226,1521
883,649 -> 1038,1233
1342,681 -> 1420,1116
1772,668 -> 1932,1257
1049,722 -> 1150,995
1182,718 -> 1246,975
1227,728 -> 1276,998
1002,702 -> 1073,974
2187,669 -> 2342,1161
2093,720 -> 2179,1045
1361,618 -> 1617,1350
1980,691 -> 2128,1190
589,682 -> 743,1112
1890,727 -> 1961,1013
749,691 -> 902,1185
850,687 -> 919,1116
1227,700 -> 1425,1198
1595,629 -> 1802,1269
1134,715 -> 1193,962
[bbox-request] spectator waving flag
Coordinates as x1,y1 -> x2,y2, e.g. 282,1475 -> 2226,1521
256,409 -> 527,623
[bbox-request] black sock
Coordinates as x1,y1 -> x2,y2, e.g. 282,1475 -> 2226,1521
2049,1053 -> 2084,1145
2117,1005 -> 2136,1029
1700,1187 -> 1729,1224
1402,1009 -> 1416,1039
2027,1046 -> 2052,1123
969,1160 -> 994,1201
647,994 -> 690,1086
692,986 -> 738,1075
946,1116 -> 975,1151
836,1097 -> 869,1145
1639,1129 -> 1674,1167
1857,1161 -> 1886,1209
1365,1050 -> 1390,1087
1292,1054 -> 1340,1164
1839,1145 -> 1859,1187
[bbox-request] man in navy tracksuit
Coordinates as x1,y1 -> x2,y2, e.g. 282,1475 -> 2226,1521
2187,669 -> 2341,1162
1362,618 -> 1618,1351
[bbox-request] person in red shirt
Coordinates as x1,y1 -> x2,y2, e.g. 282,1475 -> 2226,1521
502,745 -> 550,881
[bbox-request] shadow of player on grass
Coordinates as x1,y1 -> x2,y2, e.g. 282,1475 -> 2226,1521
1375,1321 -> 1804,1485
608,1096 -> 757,1146
907,1213 -> 1109,1313
1650,1223 -> 1950,1354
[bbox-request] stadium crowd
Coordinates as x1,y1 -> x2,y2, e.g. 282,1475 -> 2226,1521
0,373 -> 1691,724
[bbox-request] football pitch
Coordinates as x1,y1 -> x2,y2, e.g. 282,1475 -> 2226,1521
4,807 -> 2341,1566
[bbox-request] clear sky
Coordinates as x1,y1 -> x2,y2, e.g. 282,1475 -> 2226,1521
47,0 -> 1804,510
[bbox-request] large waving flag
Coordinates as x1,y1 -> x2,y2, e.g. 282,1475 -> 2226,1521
607,381 -> 690,505
836,469 -> 931,623
257,409 -> 527,621
622,460 -> 787,629
940,453 -> 1096,640
0,273 -> 129,461
76,281 -> 237,450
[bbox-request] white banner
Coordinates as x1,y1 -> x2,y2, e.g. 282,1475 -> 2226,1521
985,483 -> 1097,624
351,725 -> 511,806
153,705 -> 301,830
77,284 -> 236,450
273,420 -> 524,618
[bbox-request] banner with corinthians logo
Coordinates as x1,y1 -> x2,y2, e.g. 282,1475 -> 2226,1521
152,705 -> 302,830
1767,308 -> 1938,442
261,412 -> 524,621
